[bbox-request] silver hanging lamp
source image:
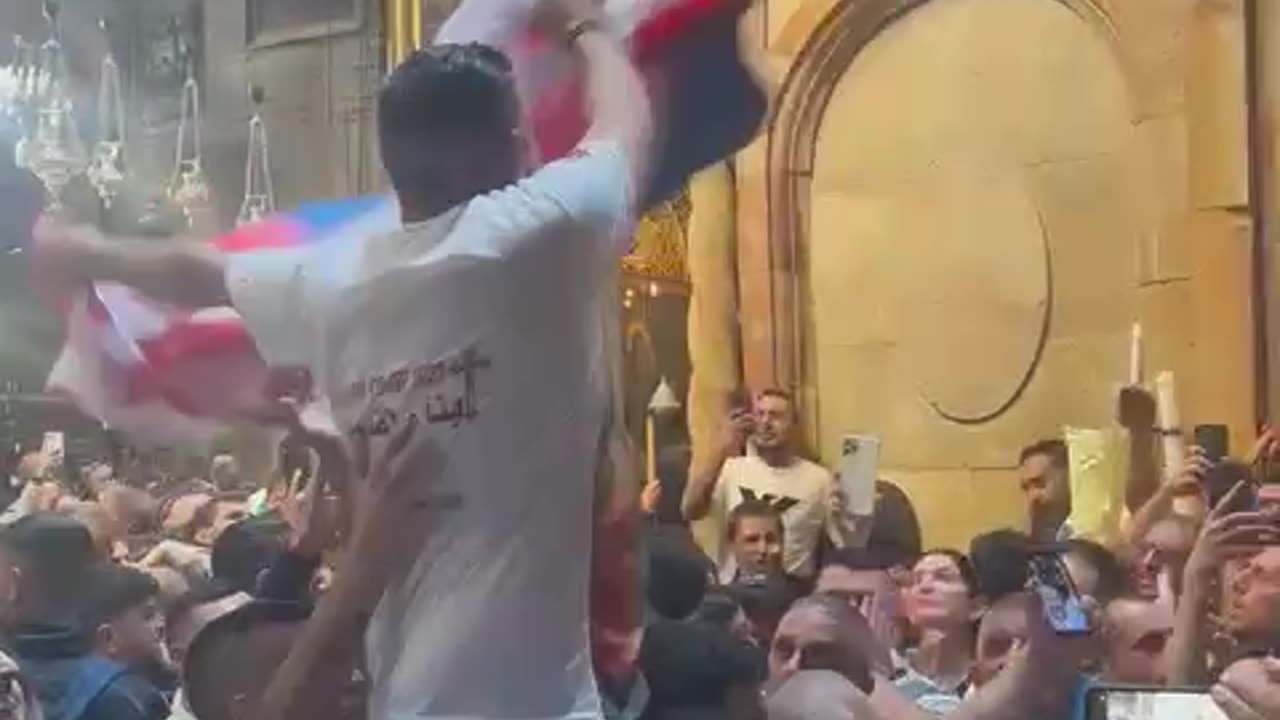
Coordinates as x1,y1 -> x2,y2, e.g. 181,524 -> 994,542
27,0 -> 87,211
236,85 -> 275,226
86,18 -> 127,209
166,62 -> 211,229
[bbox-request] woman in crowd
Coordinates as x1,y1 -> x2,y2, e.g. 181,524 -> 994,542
897,549 -> 984,714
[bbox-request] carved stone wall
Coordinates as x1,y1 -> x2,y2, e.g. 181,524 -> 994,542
734,0 -> 1259,547
197,0 -> 384,226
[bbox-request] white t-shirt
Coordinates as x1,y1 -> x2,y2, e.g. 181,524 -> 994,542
715,455 -> 837,578
226,142 -> 634,720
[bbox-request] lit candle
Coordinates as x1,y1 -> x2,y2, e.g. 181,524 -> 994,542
1155,371 -> 1183,482
645,412 -> 657,487
1129,322 -> 1143,386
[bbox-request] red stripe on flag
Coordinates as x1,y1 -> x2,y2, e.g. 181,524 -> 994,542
213,220 -> 301,253
134,318 -> 257,368
631,0 -> 734,60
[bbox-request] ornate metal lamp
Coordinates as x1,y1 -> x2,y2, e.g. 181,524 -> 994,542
167,68 -> 211,228
27,1 -> 87,211
6,36 -> 37,170
86,19 -> 128,209
236,85 -> 275,226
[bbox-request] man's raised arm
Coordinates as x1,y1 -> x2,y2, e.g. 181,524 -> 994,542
34,218 -> 230,309
572,14 -> 653,192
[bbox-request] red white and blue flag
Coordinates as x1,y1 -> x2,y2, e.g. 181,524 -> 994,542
46,0 -> 763,438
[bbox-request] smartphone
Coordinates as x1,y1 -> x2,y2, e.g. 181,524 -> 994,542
1194,424 -> 1230,463
1258,484 -> 1280,512
728,387 -> 752,413
839,434 -> 880,517
40,431 -> 64,464
1027,547 -> 1091,635
1085,685 -> 1228,720
1204,460 -> 1257,514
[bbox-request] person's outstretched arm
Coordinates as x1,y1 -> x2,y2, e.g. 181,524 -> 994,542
682,407 -> 751,521
572,13 -> 653,193
1168,482 -> 1277,685
507,0 -> 655,236
33,218 -> 230,309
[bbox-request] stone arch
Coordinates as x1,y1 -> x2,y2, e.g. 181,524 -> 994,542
760,0 -> 1136,434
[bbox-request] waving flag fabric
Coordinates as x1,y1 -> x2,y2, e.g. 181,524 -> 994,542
46,196 -> 400,442
46,0 -> 764,439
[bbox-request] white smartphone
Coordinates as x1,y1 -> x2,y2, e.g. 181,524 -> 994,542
40,431 -> 64,466
1085,686 -> 1228,720
839,434 -> 880,517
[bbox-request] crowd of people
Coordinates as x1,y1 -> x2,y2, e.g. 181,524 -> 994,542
0,381 -> 1276,720
3,0 -> 1280,716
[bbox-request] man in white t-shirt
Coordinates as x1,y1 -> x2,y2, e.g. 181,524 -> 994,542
683,388 -> 853,579
33,1 -> 653,716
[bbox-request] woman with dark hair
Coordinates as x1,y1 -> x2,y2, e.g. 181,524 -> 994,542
898,549 -> 985,715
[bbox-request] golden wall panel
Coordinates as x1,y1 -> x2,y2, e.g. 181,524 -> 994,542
1187,0 -> 1248,211
1103,0 -> 1197,120
1186,209 -> 1256,447
804,0 -> 1144,542
686,165 -> 742,558
882,468 -> 1026,550
1137,279 -> 1195,386
1134,115 -> 1192,283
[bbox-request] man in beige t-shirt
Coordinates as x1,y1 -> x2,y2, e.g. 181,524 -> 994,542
683,388 -> 852,578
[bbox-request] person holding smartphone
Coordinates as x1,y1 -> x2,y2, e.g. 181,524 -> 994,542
683,389 -> 855,580
1168,481 -> 1280,686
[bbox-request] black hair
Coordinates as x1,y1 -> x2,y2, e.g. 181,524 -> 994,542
918,548 -> 981,597
0,513 -> 97,621
377,44 -> 520,208
638,619 -> 765,713
692,590 -> 744,631
1019,439 -> 1068,468
645,527 -> 712,621
969,529 -> 1031,601
79,563 -> 159,631
865,481 -> 922,566
727,571 -> 798,641
211,515 -> 288,594
725,499 -> 783,542
1065,538 -> 1129,603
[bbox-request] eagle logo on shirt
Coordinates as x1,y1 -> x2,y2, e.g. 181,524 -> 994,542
739,488 -> 800,515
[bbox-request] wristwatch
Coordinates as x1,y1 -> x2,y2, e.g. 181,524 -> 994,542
564,17 -> 602,46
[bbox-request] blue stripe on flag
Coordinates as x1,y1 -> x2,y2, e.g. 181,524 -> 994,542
291,195 -> 390,237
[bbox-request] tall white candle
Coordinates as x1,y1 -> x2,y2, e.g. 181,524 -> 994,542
1155,371 -> 1184,482
1129,322 -> 1143,386
646,413 -> 657,486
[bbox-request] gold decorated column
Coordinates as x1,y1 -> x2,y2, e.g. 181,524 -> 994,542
685,162 -> 741,558
1186,0 -> 1257,446
1256,0 -> 1280,421
385,0 -> 423,68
